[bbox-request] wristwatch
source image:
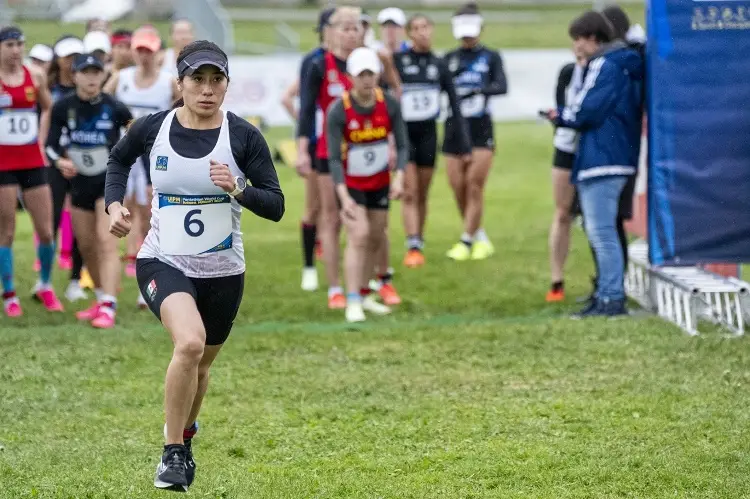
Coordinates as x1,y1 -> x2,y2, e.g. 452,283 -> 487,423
228,176 -> 247,198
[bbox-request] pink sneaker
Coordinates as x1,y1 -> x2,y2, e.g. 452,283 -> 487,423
4,298 -> 22,317
125,262 -> 137,278
76,302 -> 100,321
91,308 -> 115,329
34,288 -> 64,312
58,255 -> 73,271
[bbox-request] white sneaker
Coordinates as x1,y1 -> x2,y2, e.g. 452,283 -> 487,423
368,279 -> 381,292
301,267 -> 319,291
363,295 -> 391,315
65,280 -> 87,302
345,301 -> 366,323
137,292 -> 148,309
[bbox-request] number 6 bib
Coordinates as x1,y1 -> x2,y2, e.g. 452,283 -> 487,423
158,194 -> 233,256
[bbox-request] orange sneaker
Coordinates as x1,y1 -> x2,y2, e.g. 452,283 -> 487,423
379,283 -> 402,306
403,249 -> 425,268
545,289 -> 565,302
328,292 -> 346,309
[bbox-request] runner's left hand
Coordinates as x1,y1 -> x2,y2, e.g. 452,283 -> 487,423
390,171 -> 404,200
209,159 -> 235,192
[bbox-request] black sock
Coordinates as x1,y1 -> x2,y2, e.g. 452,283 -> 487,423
551,281 -> 564,292
379,271 -> 393,284
302,223 -> 317,268
71,238 -> 83,280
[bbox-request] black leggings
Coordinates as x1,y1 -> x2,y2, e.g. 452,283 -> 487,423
48,166 -> 83,280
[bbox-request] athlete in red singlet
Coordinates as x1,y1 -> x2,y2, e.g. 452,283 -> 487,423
0,26 -> 63,317
295,6 -> 360,310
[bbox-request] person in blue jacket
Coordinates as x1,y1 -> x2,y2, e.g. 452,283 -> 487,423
548,10 -> 644,317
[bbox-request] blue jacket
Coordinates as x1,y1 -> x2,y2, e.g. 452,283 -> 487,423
557,41 -> 644,183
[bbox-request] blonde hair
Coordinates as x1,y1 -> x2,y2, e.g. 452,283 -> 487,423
329,6 -> 362,27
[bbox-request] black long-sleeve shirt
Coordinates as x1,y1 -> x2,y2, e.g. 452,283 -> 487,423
297,53 -> 348,140
105,110 -> 284,222
443,45 -> 507,118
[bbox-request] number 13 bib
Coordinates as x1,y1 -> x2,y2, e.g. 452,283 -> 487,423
158,194 -> 233,256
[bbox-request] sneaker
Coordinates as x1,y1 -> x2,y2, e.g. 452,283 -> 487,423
403,249 -> 425,268
33,286 -> 64,312
91,307 -> 115,329
164,422 -> 198,487
154,444 -> 188,492
125,262 -> 137,278
3,296 -> 22,318
545,289 -> 565,302
362,295 -> 391,315
79,268 -> 94,290
345,301 -> 366,322
328,292 -> 346,310
379,283 -> 402,306
572,298 -> 628,319
76,302 -> 100,321
137,292 -> 149,310
301,267 -> 319,292
58,254 -> 72,271
446,242 -> 471,261
65,280 -> 88,302
470,240 -> 495,260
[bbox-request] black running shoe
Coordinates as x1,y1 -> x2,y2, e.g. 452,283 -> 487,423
154,444 -> 188,492
184,437 -> 196,487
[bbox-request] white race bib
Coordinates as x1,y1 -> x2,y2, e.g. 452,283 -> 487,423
401,87 -> 441,122
129,106 -> 157,120
328,83 -> 344,98
459,92 -> 485,118
315,108 -> 324,138
158,194 -> 233,256
67,146 -> 110,176
0,109 -> 38,146
347,141 -> 389,177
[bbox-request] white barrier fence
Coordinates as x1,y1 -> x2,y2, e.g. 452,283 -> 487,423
222,49 -> 574,126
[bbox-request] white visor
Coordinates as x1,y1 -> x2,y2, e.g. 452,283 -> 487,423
54,37 -> 85,58
84,31 -> 111,54
377,7 -> 406,27
29,44 -> 54,63
452,14 -> 483,40
347,47 -> 382,76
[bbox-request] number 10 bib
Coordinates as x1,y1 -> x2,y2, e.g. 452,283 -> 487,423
158,194 -> 233,256
0,109 -> 39,146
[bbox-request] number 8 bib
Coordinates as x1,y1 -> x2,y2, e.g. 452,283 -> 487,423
158,194 -> 233,256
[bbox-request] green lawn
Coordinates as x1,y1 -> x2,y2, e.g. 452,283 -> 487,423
1,123 -> 749,498
16,3 -> 646,53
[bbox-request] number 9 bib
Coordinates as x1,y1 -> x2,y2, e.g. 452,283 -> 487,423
158,194 -> 233,256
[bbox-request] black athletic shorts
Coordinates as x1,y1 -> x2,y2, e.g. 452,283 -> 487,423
136,258 -> 245,346
553,148 -> 575,170
442,115 -> 494,154
348,185 -> 390,210
70,173 -> 105,211
407,121 -> 437,167
313,157 -> 330,175
0,167 -> 47,189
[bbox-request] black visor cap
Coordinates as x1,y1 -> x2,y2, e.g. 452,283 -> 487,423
177,50 -> 229,78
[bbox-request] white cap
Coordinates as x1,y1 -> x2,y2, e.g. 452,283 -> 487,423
29,44 -> 53,63
347,47 -> 382,76
83,31 -> 111,54
54,37 -> 85,58
377,7 -> 406,27
452,14 -> 483,39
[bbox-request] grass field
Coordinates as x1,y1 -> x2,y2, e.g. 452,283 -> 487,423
14,3 -> 646,53
2,122 -> 750,498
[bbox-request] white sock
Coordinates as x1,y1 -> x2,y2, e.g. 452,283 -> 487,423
460,232 -> 473,244
94,288 -> 104,302
328,286 -> 343,297
474,228 -> 489,243
100,294 -> 116,304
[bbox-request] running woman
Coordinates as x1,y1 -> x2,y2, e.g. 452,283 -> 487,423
396,14 -> 471,267
443,2 -> 507,261
105,40 -> 284,491
296,6 -> 360,309
291,6 -> 333,292
326,47 -> 406,322
104,25 -> 179,293
0,26 -> 63,316
46,54 -> 132,328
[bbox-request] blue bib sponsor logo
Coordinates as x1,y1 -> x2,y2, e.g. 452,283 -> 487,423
155,155 -> 168,171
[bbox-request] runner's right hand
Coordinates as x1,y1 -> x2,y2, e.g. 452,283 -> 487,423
108,202 -> 132,238
295,151 -> 312,178
56,158 -> 77,179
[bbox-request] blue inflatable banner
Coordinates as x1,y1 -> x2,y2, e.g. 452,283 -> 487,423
647,0 -> 750,265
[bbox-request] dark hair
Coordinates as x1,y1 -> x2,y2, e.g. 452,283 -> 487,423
48,35 -> 80,89
568,11 -> 614,43
407,13 -> 433,32
175,40 -> 228,81
112,28 -> 132,38
601,5 -> 631,41
454,2 -> 480,17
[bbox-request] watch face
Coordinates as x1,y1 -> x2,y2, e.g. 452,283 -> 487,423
237,177 -> 247,190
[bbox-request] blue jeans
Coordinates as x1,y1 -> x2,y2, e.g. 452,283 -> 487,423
578,176 -> 628,302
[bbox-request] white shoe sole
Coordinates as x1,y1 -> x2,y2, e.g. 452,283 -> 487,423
154,463 -> 188,491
